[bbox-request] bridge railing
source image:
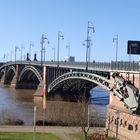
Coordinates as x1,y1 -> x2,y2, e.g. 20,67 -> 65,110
0,61 -> 139,72
111,61 -> 139,71
88,62 -> 111,70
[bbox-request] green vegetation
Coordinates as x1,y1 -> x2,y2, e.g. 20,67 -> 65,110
0,132 -> 62,140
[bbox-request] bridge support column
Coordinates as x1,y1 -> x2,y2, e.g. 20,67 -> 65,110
34,66 -> 47,96
0,67 -> 6,85
106,71 -> 140,140
10,65 -> 19,88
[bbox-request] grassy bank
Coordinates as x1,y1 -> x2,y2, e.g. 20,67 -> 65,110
0,132 -> 62,140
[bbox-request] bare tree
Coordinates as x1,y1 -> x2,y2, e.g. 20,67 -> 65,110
76,91 -> 90,140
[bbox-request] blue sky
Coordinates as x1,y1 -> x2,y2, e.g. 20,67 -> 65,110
0,0 -> 140,62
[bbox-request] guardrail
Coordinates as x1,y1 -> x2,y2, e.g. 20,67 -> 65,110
0,61 -> 139,72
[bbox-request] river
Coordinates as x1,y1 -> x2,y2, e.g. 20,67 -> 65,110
0,86 -> 109,125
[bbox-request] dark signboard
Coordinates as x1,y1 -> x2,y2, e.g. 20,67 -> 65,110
127,40 -> 140,55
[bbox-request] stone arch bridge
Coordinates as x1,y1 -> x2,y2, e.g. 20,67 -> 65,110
0,61 -> 140,112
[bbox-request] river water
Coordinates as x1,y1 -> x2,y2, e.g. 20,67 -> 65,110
0,86 -> 109,125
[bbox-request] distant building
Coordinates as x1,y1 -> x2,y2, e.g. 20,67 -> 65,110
64,56 -> 75,62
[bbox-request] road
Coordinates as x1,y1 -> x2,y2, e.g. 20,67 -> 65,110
0,125 -> 105,140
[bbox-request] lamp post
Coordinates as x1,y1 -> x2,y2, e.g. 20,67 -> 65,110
15,46 -> 20,64
3,54 -> 6,62
52,47 -> 55,61
21,45 -> 25,63
6,53 -> 9,62
30,41 -> 34,61
4,53 -> 9,62
10,51 -> 13,62
57,31 -> 64,67
66,43 -> 70,60
84,21 -> 95,71
40,34 -> 49,65
113,35 -> 118,63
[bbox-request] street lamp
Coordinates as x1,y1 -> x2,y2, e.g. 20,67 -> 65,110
66,43 -> 70,60
3,53 -> 8,62
10,51 -> 13,62
15,46 -> 20,64
52,47 -> 55,61
113,35 -> 118,63
21,45 -> 25,63
40,34 -> 49,65
30,41 -> 34,61
84,21 -> 95,71
3,54 -> 6,62
57,31 -> 64,67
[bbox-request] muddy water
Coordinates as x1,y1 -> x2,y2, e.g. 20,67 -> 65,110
0,86 -> 109,125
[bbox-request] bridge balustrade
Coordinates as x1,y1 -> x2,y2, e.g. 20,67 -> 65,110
111,61 -> 139,71
0,60 -> 140,72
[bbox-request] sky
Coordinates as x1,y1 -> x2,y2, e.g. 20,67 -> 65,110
1,0 -> 140,62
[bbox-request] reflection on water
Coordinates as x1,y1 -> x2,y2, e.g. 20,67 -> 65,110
0,86 -> 109,125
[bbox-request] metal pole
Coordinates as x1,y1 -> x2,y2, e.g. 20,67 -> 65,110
87,103 -> 90,128
66,43 -> 70,59
115,110 -> 119,140
10,51 -> 13,62
57,33 -> 60,67
30,42 -> 33,61
52,47 -> 55,61
41,34 -> 49,65
113,35 -> 118,63
43,48 -> 46,62
41,36 -> 43,66
116,35 -> 118,63
33,106 -> 37,140
57,31 -> 64,67
85,21 -> 95,71
86,22 -> 90,71
15,46 -> 17,64
21,46 -> 24,64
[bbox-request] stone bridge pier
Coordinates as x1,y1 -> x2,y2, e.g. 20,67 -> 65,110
106,71 -> 140,140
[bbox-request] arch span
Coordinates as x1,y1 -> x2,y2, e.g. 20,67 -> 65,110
4,66 -> 16,84
0,69 -> 5,81
48,71 -> 110,93
6,66 -> 16,75
18,66 -> 42,83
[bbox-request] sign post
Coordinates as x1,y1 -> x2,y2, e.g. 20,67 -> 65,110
33,106 -> 37,140
42,66 -> 46,127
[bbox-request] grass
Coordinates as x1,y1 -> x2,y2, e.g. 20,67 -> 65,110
0,132 -> 62,140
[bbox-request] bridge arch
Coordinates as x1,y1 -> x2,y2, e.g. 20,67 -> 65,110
48,71 -> 110,93
0,69 -> 5,81
4,66 -> 16,84
6,66 -> 16,75
18,66 -> 42,83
